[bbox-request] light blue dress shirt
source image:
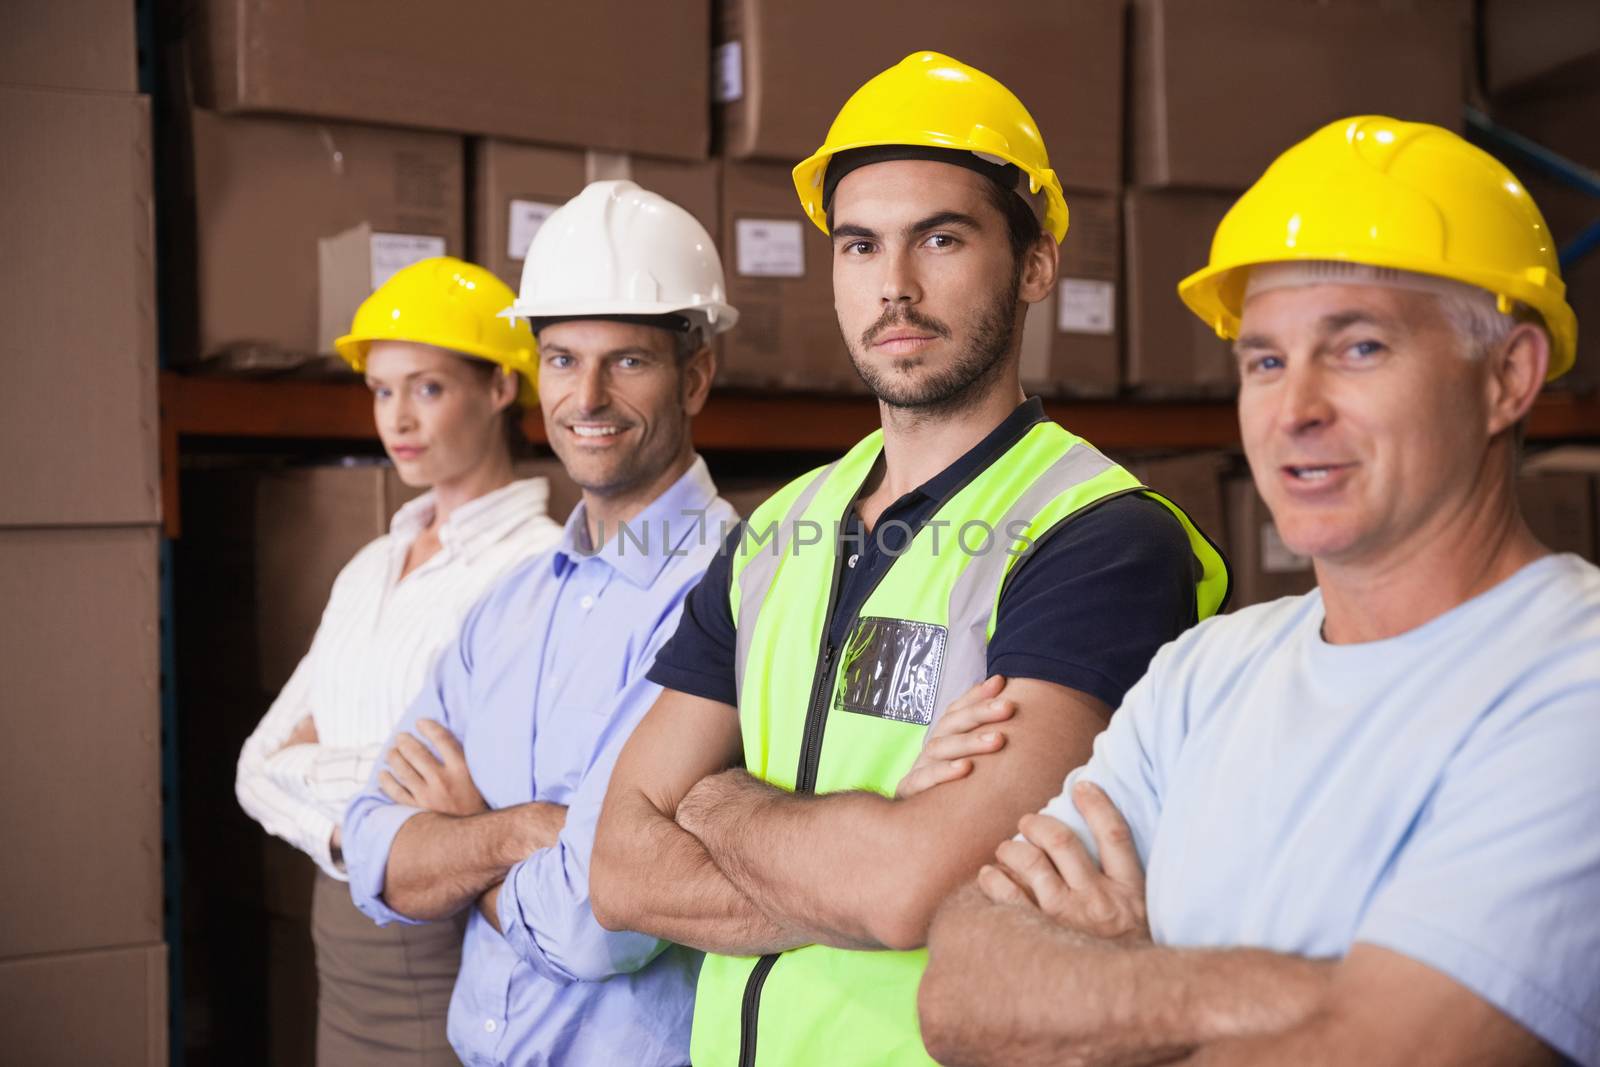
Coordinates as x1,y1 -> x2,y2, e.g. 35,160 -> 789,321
1041,553 -> 1600,1066
344,457 -> 735,1066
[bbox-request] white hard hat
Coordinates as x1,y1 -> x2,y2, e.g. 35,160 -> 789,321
507,179 -> 738,335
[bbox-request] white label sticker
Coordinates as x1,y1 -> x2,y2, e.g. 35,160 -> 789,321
1057,278 -> 1116,335
714,41 -> 744,103
736,218 -> 805,278
370,232 -> 446,289
1260,522 -> 1312,574
507,199 -> 561,261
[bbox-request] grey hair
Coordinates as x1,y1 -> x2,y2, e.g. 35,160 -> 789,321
1435,290 -> 1519,362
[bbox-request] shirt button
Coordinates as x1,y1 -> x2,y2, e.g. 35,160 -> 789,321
846,553 -> 859,568
579,594 -> 595,610
485,1019 -> 497,1033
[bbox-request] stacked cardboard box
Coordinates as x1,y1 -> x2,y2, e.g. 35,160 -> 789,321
0,4 -> 167,1062
169,0 -> 714,369
711,0 -> 1126,395
1122,0 -> 1468,396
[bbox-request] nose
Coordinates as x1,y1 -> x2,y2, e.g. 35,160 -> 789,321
575,360 -> 610,414
880,244 -> 923,308
1277,361 -> 1335,436
385,389 -> 418,435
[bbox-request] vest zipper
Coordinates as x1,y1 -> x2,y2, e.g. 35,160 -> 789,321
736,508 -> 849,1067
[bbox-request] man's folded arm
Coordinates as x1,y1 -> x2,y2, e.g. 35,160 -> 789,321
674,677 -> 1109,953
590,685 -> 809,957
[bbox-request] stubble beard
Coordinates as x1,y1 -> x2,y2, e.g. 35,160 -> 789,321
846,271 -> 1023,419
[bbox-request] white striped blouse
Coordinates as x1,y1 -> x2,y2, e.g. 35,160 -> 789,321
235,476 -> 565,879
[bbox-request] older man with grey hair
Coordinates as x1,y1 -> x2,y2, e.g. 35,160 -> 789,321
919,115 -> 1599,1067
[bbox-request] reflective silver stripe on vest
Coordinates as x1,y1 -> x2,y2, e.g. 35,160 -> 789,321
931,442 -> 1117,729
733,463 -> 837,699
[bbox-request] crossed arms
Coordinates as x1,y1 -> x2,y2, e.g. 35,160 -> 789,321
589,674 -> 1111,955
919,762 -> 1558,1066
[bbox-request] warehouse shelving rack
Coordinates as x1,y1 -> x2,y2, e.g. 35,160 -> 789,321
158,370 -> 1599,538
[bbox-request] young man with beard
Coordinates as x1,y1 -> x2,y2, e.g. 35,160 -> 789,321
590,53 -> 1230,1066
341,181 -> 738,1066
918,117 -> 1599,1067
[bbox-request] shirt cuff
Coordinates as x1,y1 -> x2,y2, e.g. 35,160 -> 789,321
264,742 -> 319,797
343,800 -> 425,927
499,851 -> 665,984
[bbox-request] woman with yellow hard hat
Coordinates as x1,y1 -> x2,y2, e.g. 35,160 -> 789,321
235,257 -> 562,1064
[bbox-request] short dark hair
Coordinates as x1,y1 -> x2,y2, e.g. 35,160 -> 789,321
979,178 -> 1045,267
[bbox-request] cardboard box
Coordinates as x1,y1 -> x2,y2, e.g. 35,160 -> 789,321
1022,190 -> 1121,398
0,527 -> 162,958
1483,0 -> 1600,97
255,458 -> 579,690
472,140 -> 721,291
1129,0 -> 1463,190
0,86 -> 159,526
0,944 -> 167,1066
719,160 -> 859,392
1518,470 -> 1598,561
1224,477 -> 1317,609
1124,189 -> 1239,395
720,0 -> 1120,189
1521,448 -> 1600,563
1120,451 -> 1231,557
169,108 -> 464,367
716,0 -> 1125,191
190,0 -> 709,160
1,0 -> 137,93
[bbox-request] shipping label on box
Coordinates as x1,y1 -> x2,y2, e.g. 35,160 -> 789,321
715,41 -> 745,103
1058,279 -> 1116,335
371,232 -> 447,288
507,199 -> 562,261
736,218 -> 807,277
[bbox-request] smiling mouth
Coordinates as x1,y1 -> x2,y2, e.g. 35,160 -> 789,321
1284,464 -> 1352,482
569,424 -> 627,439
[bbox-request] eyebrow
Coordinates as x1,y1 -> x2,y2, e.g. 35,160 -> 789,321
1318,309 -> 1396,335
538,344 -> 660,360
831,210 -> 985,245
1235,307 -> 1409,354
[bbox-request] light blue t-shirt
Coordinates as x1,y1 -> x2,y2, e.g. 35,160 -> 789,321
1042,553 -> 1600,1065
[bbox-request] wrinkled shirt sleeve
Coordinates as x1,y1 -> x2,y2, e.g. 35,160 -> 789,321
496,605 -> 687,983
343,594 -> 485,926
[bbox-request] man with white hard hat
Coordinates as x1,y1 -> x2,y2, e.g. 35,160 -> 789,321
920,116 -> 1600,1066
343,180 -> 738,1065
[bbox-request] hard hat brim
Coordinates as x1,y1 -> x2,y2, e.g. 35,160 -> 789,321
792,139 -> 1069,244
1179,254 -> 1578,382
333,332 -> 542,407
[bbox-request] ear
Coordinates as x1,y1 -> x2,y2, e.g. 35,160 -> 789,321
1018,233 -> 1058,306
489,366 -> 521,415
1484,322 -> 1548,437
679,343 -> 715,418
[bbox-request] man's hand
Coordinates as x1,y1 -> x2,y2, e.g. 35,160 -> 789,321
277,714 -> 318,753
979,780 -> 1150,944
379,719 -> 488,817
895,675 -> 1017,799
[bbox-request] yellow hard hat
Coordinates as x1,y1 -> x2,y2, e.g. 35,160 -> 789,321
335,256 -> 540,406
1179,115 -> 1578,380
792,51 -> 1069,243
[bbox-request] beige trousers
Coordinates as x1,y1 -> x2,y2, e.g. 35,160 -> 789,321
311,869 -> 466,1066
